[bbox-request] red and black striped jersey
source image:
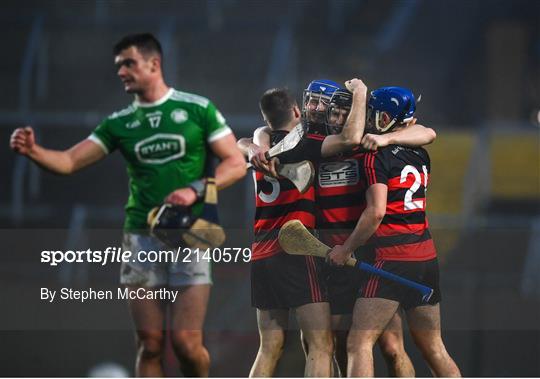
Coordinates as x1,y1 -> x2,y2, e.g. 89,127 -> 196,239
252,130 -> 324,261
316,149 -> 367,246
363,145 -> 436,261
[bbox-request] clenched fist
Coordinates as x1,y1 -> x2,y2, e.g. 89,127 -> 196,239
361,133 -> 389,151
345,78 -> 367,96
10,126 -> 36,155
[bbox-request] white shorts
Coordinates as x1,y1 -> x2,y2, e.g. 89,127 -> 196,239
120,232 -> 212,287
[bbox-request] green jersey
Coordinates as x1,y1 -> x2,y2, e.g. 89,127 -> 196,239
89,88 -> 231,230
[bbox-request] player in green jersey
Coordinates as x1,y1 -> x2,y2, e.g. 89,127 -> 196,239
10,33 -> 246,377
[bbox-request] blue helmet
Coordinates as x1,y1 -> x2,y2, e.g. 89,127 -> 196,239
367,86 -> 416,133
302,79 -> 341,127
305,79 -> 341,96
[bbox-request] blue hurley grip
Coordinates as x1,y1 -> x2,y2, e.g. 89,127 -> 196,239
356,261 -> 434,303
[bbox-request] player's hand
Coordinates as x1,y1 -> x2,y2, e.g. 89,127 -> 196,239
327,244 -> 352,266
248,144 -> 266,163
10,126 -> 36,155
266,158 -> 280,178
249,146 -> 270,171
164,187 -> 197,206
250,147 -> 279,178
361,133 -> 389,151
345,78 -> 367,96
253,157 -> 279,178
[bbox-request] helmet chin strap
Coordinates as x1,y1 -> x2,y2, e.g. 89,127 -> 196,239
375,110 -> 396,133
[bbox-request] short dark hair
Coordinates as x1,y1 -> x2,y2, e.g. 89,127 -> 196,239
113,33 -> 163,59
259,88 -> 297,130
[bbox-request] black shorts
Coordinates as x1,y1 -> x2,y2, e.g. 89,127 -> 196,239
325,246 -> 374,315
359,258 -> 441,310
251,253 -> 328,310
325,265 -> 363,315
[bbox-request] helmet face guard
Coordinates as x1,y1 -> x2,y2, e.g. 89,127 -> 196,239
366,107 -> 398,134
326,89 -> 353,135
367,86 -> 416,134
302,79 -> 341,129
302,90 -> 332,125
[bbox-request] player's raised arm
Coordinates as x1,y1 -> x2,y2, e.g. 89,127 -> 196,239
320,78 -> 367,157
10,126 -> 106,175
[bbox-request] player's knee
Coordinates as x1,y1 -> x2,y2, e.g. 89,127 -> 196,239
420,347 -> 447,365
415,336 -> 446,360
259,332 -> 286,359
378,333 -> 405,361
137,332 -> 164,360
347,334 -> 375,356
304,331 -> 333,355
380,345 -> 401,364
171,330 -> 204,360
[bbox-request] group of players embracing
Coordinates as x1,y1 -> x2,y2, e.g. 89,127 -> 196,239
238,78 -> 461,377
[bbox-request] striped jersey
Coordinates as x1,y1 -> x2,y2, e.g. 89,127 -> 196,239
363,145 -> 436,261
252,130 -> 324,261
316,149 -> 367,246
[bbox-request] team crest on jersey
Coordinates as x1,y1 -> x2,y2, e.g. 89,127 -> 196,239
145,111 -> 162,128
171,109 -> 188,124
134,133 -> 185,164
392,146 -> 404,155
318,159 -> 359,187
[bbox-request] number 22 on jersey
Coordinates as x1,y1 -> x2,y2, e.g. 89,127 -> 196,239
400,165 -> 428,211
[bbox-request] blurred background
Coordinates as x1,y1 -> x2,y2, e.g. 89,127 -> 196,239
0,0 -> 539,376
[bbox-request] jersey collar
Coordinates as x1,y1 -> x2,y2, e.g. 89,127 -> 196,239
134,88 -> 174,108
